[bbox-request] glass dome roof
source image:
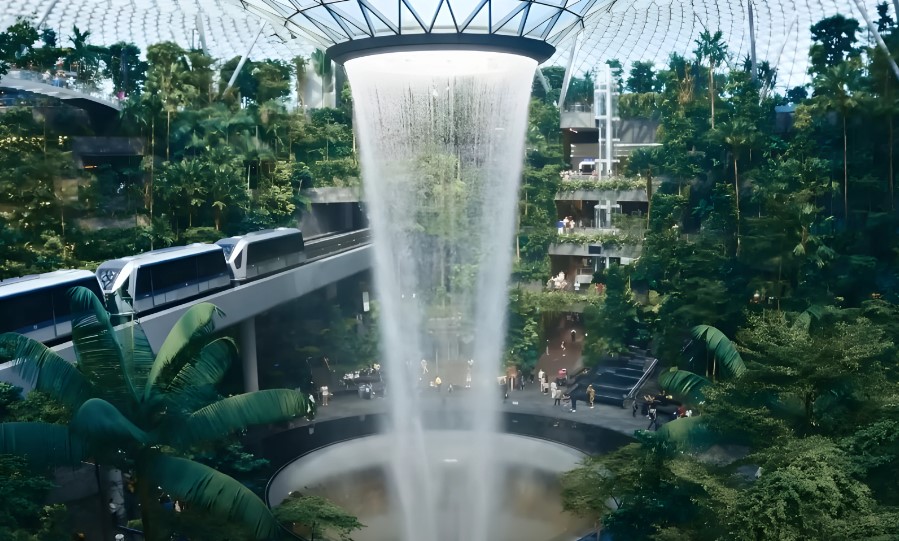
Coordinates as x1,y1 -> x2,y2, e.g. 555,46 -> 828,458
0,0 -> 310,62
1,0 -> 888,90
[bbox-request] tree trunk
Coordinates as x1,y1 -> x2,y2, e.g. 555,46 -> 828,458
843,114 -> 848,223
645,173 -> 653,227
890,116 -> 895,210
709,62 -> 715,129
734,154 -> 741,256
137,477 -> 157,541
166,110 -> 171,162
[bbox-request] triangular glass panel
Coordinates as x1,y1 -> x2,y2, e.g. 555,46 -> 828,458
524,16 -> 554,39
431,0 -> 459,33
399,1 -> 426,33
460,0 -> 490,33
359,1 -> 399,36
447,0 -> 484,21
327,3 -> 373,37
412,0 -> 444,24
304,6 -> 349,35
492,4 -> 527,35
523,3 -> 562,30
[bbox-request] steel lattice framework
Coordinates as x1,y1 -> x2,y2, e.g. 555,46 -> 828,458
1,0 -> 890,89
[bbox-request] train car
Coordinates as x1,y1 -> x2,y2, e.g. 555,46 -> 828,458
216,228 -> 305,284
96,244 -> 230,315
0,269 -> 104,343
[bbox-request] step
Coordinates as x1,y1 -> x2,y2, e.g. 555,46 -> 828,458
614,367 -> 646,378
595,373 -> 641,387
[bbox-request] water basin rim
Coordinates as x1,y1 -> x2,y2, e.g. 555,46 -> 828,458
327,34 -> 555,64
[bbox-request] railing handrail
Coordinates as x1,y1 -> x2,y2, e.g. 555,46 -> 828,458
626,356 -> 658,401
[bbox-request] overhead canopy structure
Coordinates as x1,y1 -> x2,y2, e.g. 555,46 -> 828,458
0,0 -> 309,62
1,0 -> 890,89
233,0 -> 887,91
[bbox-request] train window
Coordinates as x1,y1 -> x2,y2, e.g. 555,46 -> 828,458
51,279 -> 104,321
150,258 -> 197,292
0,291 -> 53,333
135,269 -> 153,298
234,251 -> 243,269
247,235 -> 300,266
196,251 -> 227,279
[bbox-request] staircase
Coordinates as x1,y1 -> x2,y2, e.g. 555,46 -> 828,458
576,346 -> 657,407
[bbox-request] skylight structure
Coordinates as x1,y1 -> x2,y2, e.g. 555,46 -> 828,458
0,0 -> 309,61
236,0 -> 607,62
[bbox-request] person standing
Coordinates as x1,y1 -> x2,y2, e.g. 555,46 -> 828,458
570,329 -> 577,343
647,405 -> 659,431
553,387 -> 562,407
587,384 -> 596,408
569,394 -> 578,412
550,380 -> 557,401
435,375 -> 442,392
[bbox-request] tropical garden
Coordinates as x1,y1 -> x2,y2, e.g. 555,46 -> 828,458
545,7 -> 899,541
0,3 -> 899,540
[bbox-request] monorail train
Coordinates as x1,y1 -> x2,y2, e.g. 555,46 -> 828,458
0,270 -> 105,342
216,228 -> 306,284
96,243 -> 232,316
0,228 -> 371,345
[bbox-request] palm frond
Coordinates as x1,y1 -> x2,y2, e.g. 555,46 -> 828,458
68,287 -> 134,405
70,398 -> 149,450
145,303 -> 223,399
690,325 -> 747,379
177,389 -> 312,447
658,368 -> 710,405
653,416 -> 712,450
163,338 -> 235,411
0,422 -> 83,468
141,452 -> 282,540
0,333 -> 91,410
116,321 -> 156,398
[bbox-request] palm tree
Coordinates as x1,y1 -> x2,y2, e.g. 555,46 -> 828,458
0,289 -> 314,540
694,30 -> 728,129
714,118 -> 757,254
814,61 -> 862,222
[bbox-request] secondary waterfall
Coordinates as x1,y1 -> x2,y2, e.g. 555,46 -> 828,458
345,50 -> 536,541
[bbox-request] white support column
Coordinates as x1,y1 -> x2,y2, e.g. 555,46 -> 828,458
747,0 -> 758,81
558,29 -> 583,111
852,0 -> 899,82
225,23 -> 266,92
240,318 -> 259,392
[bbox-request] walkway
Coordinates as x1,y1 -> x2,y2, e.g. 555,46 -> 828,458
0,69 -> 122,112
287,379 -> 657,439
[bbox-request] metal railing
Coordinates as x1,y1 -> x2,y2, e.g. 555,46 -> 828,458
625,355 -> 658,402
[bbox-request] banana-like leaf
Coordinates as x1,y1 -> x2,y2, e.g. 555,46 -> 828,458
177,389 -> 312,447
71,398 -> 148,448
0,422 -> 83,468
116,322 -> 155,400
658,368 -> 710,405
0,333 -> 91,410
68,287 -> 134,405
163,338 -> 235,411
145,303 -> 223,399
654,416 -> 712,450
141,452 -> 282,539
690,325 -> 747,379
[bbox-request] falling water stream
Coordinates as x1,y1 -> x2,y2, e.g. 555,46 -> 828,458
345,51 -> 537,541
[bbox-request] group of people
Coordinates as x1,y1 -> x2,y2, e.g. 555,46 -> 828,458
556,216 -> 581,235
638,394 -> 694,431
537,368 -> 597,413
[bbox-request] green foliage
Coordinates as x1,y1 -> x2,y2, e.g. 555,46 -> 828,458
657,368 -> 710,405
274,492 -> 365,541
0,289 -> 315,540
689,325 -> 747,379
582,266 -> 637,363
0,455 -> 57,535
